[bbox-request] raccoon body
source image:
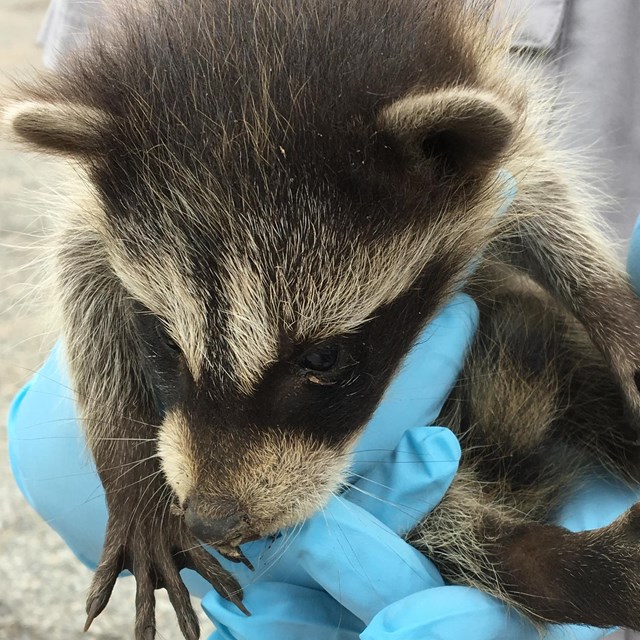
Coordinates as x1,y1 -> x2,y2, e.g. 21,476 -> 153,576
5,0 -> 640,637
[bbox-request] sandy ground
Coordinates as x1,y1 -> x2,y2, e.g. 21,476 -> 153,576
0,3 -> 633,640
0,2 -> 212,639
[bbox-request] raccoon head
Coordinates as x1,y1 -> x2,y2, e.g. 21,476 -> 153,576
2,0 -> 519,553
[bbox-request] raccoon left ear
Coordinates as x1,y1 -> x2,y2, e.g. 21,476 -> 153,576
1,99 -> 109,156
378,88 -> 518,179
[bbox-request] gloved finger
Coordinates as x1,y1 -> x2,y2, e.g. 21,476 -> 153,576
293,496 -> 443,624
626,214 -> 640,293
353,292 -> 477,476
360,586 -> 611,640
345,426 -> 460,534
202,581 -> 363,640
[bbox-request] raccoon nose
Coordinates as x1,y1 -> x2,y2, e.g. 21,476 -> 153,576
183,501 -> 245,544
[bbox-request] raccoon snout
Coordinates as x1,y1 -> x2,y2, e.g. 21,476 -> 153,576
183,499 -> 251,546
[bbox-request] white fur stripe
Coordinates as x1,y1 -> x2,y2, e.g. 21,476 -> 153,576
158,410 -> 195,504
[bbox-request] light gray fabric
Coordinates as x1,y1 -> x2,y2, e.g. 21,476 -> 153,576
511,0 -> 568,50
501,0 -> 640,246
554,0 -> 640,245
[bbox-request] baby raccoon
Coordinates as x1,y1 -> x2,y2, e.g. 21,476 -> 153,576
5,0 -> 640,638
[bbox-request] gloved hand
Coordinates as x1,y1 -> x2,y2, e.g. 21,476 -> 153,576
10,290 -> 631,640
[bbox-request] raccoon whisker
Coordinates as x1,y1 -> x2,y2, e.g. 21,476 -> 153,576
336,447 -> 463,464
30,454 -> 162,482
333,495 -> 443,587
89,437 -> 158,443
244,533 -> 284,584
62,469 -> 167,525
156,484 -> 174,531
348,459 -> 462,467
346,472 -> 399,493
262,521 -> 304,577
13,396 -> 160,432
248,525 -> 291,580
343,482 -> 426,519
127,474 -> 171,534
321,499 -> 382,593
7,381 -> 162,432
13,415 -> 158,441
136,481 -> 171,535
107,453 -> 163,474
176,541 -> 204,556
247,522 -> 303,585
110,469 -> 166,499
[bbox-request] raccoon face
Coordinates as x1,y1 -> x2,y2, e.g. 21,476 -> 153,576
89,94 -> 513,551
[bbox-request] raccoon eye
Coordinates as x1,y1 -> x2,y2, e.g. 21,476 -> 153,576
300,344 -> 340,372
156,325 -> 181,353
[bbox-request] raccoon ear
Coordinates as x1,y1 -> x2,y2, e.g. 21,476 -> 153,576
2,100 -> 108,156
378,88 -> 517,178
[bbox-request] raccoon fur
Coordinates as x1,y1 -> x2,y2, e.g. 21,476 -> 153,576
5,0 -> 640,638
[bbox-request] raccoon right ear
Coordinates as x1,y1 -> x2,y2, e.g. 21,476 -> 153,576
378,88 -> 518,179
1,100 -> 109,156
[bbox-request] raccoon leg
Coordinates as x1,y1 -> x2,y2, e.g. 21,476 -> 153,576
499,158 -> 640,436
57,233 -> 244,640
410,471 -> 640,630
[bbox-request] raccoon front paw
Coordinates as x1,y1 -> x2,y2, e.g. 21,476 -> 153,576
84,508 -> 246,640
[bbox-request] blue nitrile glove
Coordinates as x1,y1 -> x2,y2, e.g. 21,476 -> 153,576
7,189 -> 635,640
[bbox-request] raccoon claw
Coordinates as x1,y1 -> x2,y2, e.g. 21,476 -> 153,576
238,553 -> 254,572
184,545 -> 248,614
160,551 -> 200,640
83,594 -> 107,632
84,546 -> 121,631
218,545 -> 254,571
134,562 -> 157,640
